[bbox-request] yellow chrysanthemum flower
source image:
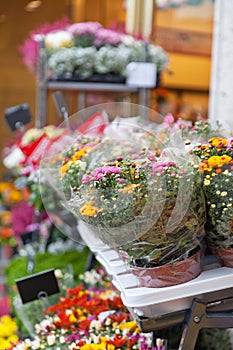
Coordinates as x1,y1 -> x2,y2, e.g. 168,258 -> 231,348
209,137 -> 227,147
72,147 -> 88,162
207,155 -> 232,168
80,201 -> 102,217
60,162 -> 70,177
119,320 -> 138,332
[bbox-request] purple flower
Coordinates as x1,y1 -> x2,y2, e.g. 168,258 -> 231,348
117,178 -> 125,183
94,28 -> 122,47
164,113 -> 175,126
11,201 -> 36,237
25,223 -> 40,232
67,22 -> 102,36
226,138 -> 233,150
100,166 -> 122,174
82,174 -> 94,183
82,166 -> 122,183
150,161 -> 176,175
20,165 -> 34,177
178,169 -> 188,175
66,333 -> 82,342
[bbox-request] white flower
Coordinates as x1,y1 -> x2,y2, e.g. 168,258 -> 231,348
121,34 -> 136,46
21,128 -> 44,146
31,338 -> 41,349
91,334 -> 100,344
47,334 -> 56,346
3,146 -> 26,169
90,319 -> 102,331
48,47 -> 96,78
59,335 -> 66,344
45,30 -> 73,49
80,161 -> 87,171
38,317 -> 53,331
55,269 -> 63,279
13,344 -> 26,350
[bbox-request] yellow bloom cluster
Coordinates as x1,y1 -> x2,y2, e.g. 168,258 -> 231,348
0,315 -> 18,350
207,155 -> 232,170
80,200 -> 102,217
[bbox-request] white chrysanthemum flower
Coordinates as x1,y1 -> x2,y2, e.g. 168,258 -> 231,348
47,334 -> 56,346
121,34 -> 136,46
45,30 -> 73,49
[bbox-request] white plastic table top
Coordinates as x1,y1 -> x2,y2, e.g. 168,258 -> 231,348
78,221 -> 233,318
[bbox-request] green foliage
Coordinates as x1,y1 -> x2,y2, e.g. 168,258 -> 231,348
156,325 -> 232,350
4,248 -> 90,298
196,328 -> 232,350
3,247 -> 92,336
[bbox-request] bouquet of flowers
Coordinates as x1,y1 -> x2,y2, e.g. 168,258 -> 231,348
40,102 -> 162,242
58,133 -> 205,287
155,114 -> 223,149
40,103 -> 206,287
193,137 -> 233,267
11,268 -> 166,350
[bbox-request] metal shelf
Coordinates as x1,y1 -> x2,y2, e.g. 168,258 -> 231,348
36,39 -> 151,127
46,81 -> 139,92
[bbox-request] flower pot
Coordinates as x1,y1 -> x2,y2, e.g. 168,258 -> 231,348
50,73 -> 126,84
214,247 -> 233,268
130,250 -> 201,288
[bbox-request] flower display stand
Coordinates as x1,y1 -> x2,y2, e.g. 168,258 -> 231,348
78,221 -> 233,350
36,39 -> 155,127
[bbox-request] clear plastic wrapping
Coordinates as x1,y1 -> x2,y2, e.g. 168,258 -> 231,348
193,137 -> 233,267
41,103 -> 206,287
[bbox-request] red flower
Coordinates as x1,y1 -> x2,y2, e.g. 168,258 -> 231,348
107,334 -> 127,347
78,319 -> 92,331
109,313 -> 130,324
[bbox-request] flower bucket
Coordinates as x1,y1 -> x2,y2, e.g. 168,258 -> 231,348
213,247 -> 233,268
131,250 -> 201,288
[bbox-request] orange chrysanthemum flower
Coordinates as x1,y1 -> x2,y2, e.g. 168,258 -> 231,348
207,155 -> 232,169
209,137 -> 227,147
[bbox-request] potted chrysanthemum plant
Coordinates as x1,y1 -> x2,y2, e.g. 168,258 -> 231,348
60,136 -> 206,287
193,137 -> 233,267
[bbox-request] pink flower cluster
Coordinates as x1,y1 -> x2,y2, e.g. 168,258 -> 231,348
67,21 -> 102,36
94,28 -> 123,47
18,17 -> 71,73
82,166 -> 122,183
226,138 -> 233,150
150,161 -> 176,175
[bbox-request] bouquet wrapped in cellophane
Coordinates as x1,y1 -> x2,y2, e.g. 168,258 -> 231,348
40,102 -> 162,243
42,103 -> 206,287
193,137 -> 233,267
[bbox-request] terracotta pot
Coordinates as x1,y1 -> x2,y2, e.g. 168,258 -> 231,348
214,247 -> 233,268
131,250 -> 201,288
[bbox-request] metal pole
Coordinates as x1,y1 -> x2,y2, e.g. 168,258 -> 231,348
35,36 -> 47,128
